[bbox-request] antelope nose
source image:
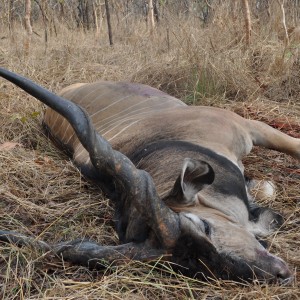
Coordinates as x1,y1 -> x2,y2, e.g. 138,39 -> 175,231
269,257 -> 293,284
257,250 -> 293,284
274,261 -> 293,284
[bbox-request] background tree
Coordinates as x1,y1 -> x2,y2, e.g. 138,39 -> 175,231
147,0 -> 155,35
242,0 -> 251,46
24,0 -> 32,56
104,0 -> 113,45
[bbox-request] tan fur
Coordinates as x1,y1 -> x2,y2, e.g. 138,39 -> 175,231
44,81 -> 300,174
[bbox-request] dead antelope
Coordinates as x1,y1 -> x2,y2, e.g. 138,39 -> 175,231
0,68 -> 299,283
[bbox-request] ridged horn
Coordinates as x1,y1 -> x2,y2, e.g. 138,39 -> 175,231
0,68 -> 180,248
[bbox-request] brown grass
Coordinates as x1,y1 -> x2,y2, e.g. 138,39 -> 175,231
0,6 -> 299,300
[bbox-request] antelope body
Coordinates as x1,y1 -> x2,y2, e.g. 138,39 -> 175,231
0,68 -> 299,283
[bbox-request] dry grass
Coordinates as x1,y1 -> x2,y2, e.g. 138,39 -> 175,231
0,7 -> 299,300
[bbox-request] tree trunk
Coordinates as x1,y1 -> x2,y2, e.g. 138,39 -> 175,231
24,0 -> 33,56
85,0 -> 90,30
153,0 -> 159,23
242,0 -> 251,46
35,0 -> 49,52
277,0 -> 289,47
148,0 -> 155,35
93,1 -> 103,40
8,0 -> 15,36
59,2 -> 65,22
104,0 -> 113,46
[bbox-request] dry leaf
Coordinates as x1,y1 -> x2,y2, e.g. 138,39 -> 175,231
34,155 -> 53,165
0,142 -> 22,151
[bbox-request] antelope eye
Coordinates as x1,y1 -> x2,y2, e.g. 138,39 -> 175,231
202,220 -> 211,236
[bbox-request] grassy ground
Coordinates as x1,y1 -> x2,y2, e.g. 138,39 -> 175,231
0,10 -> 299,300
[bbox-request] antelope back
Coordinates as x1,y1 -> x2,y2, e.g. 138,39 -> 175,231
44,81 -> 185,171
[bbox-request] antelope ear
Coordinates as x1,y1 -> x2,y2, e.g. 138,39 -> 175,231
167,158 -> 215,205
